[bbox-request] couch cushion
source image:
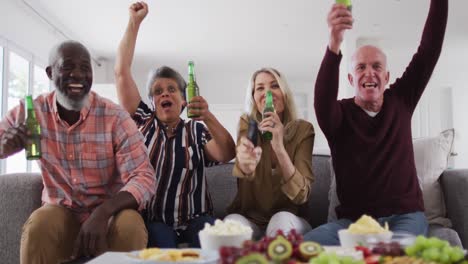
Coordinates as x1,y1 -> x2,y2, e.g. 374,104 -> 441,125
205,163 -> 237,219
413,129 -> 454,227
428,224 -> 462,247
0,173 -> 43,264
306,155 -> 332,228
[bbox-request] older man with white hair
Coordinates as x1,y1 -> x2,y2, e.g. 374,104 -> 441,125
305,0 -> 448,245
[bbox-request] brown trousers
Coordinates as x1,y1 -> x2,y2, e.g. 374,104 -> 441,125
20,204 -> 147,264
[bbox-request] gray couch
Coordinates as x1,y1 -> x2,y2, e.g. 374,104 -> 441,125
1,154 -> 467,263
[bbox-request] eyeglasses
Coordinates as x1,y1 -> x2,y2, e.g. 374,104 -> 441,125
152,86 -> 178,96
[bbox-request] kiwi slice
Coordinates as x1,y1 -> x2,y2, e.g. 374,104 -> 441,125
299,241 -> 323,260
236,253 -> 269,264
267,236 -> 292,262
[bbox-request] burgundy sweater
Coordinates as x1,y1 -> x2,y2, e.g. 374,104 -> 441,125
314,0 -> 447,220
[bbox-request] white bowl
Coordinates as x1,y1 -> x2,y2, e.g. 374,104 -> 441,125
198,230 -> 253,251
338,229 -> 393,248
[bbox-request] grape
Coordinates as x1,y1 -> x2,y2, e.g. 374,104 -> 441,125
276,229 -> 285,237
404,245 -> 417,256
422,247 -> 440,262
439,253 -> 450,264
449,247 -> 464,262
371,241 -> 403,256
399,235 -> 464,264
309,253 -> 364,264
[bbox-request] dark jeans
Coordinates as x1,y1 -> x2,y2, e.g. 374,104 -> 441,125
303,211 -> 428,246
146,215 -> 216,248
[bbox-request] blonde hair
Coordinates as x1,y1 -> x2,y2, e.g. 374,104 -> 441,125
244,67 -> 298,127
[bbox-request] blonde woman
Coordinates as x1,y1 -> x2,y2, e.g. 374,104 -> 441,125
225,68 -> 315,239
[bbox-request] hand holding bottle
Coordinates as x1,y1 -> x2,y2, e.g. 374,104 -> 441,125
129,1 -> 148,25
327,3 -> 353,54
187,95 -> 212,121
258,112 -> 284,153
0,103 -> 27,158
0,125 -> 27,158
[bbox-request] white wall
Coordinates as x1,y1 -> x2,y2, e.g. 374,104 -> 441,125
0,0 -> 112,83
2,0 -> 466,168
0,0 -> 63,66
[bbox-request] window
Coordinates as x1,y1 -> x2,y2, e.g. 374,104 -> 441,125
5,51 -> 29,173
8,52 -> 29,110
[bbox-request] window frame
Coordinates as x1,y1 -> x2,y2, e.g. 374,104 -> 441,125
0,37 -> 48,175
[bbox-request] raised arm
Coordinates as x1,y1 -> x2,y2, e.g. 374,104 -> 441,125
391,0 -> 448,109
114,2 -> 148,115
314,4 -> 352,139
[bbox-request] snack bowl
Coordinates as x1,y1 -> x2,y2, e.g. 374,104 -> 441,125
391,232 -> 416,246
199,230 -> 253,251
338,229 -> 393,248
198,219 -> 253,251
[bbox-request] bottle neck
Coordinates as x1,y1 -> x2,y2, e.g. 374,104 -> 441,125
25,96 -> 36,119
188,73 -> 195,83
265,92 -> 274,109
26,109 -> 36,119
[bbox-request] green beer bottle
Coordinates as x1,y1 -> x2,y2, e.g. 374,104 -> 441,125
262,90 -> 275,140
186,61 -> 200,118
24,95 -> 41,160
336,0 -> 352,11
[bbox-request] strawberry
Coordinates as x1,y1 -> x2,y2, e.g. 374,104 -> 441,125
355,246 -> 372,258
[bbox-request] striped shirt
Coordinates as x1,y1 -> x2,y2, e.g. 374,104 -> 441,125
133,101 -> 214,229
0,91 -> 156,223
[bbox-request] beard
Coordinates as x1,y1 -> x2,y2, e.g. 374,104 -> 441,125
55,88 -> 89,111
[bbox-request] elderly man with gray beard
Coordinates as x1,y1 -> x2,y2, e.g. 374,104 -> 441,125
0,40 -> 156,264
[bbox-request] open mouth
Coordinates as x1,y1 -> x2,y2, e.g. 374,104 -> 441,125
362,82 -> 378,89
160,100 -> 173,109
68,83 -> 85,94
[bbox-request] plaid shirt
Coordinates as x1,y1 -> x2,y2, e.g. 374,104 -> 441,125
0,91 -> 156,222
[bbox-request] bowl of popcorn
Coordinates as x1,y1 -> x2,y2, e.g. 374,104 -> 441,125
338,215 -> 393,248
198,219 -> 253,251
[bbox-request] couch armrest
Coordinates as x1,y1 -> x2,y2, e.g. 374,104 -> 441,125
440,169 -> 468,248
0,173 -> 43,264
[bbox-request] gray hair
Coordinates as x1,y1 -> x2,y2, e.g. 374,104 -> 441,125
48,40 -> 90,67
146,66 -> 186,100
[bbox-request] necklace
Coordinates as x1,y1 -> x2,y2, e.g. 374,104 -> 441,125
163,124 -> 177,134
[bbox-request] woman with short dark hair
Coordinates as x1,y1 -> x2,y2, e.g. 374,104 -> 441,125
114,1 -> 235,248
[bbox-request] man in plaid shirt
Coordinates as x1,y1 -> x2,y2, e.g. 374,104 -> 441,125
0,41 -> 155,263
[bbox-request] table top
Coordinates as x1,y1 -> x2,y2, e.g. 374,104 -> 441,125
86,252 -> 132,264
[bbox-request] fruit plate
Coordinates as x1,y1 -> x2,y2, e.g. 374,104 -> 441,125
125,248 -> 219,264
